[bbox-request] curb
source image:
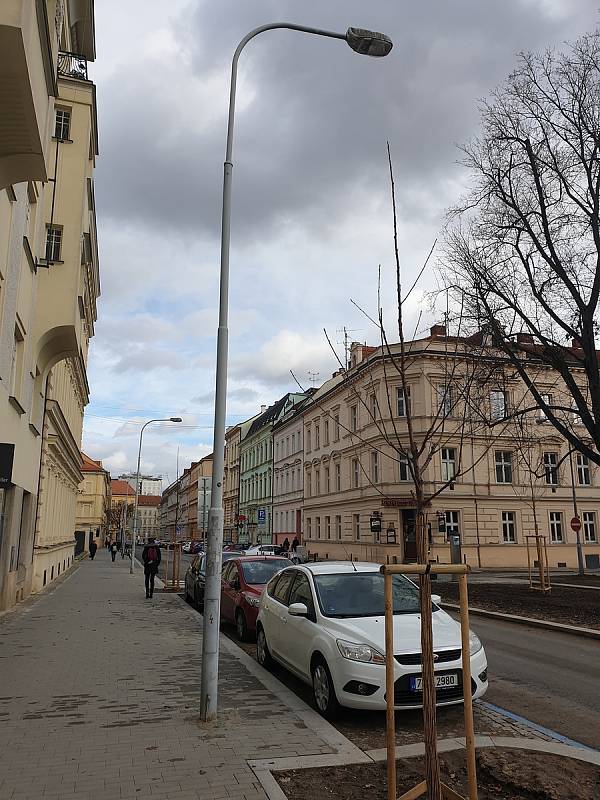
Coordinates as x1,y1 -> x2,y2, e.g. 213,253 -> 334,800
443,602 -> 600,640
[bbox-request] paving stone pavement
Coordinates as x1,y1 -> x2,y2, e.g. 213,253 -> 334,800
0,551 -> 334,800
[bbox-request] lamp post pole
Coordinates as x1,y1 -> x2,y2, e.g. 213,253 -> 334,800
130,417 -> 182,575
200,22 -> 393,723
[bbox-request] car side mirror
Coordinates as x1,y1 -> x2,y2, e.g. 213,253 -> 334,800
288,602 -> 308,617
432,594 -> 442,606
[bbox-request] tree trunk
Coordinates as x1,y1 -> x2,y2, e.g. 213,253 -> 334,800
417,509 -> 442,800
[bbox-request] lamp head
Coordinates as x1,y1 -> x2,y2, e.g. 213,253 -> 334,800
170,417 -> 183,423
346,27 -> 393,57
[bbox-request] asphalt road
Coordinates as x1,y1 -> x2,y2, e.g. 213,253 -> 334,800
466,614 -> 600,749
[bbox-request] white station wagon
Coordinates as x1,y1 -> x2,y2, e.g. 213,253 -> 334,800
256,561 -> 488,718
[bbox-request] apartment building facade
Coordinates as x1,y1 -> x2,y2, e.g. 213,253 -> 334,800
302,333 -> 600,570
137,495 -> 160,540
75,453 -> 110,553
223,424 -> 241,542
0,1 -> 99,607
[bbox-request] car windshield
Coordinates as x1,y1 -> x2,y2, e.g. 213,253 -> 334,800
241,559 -> 289,585
313,572 -> 423,618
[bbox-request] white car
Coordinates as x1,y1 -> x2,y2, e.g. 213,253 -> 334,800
256,562 -> 488,719
243,544 -> 284,557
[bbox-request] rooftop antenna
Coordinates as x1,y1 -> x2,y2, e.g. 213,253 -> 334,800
307,371 -> 320,387
336,326 -> 363,370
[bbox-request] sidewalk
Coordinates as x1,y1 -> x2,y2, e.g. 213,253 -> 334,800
0,550 -> 336,800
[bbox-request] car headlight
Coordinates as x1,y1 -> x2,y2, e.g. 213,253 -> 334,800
244,593 -> 260,607
469,631 -> 482,655
337,639 -> 386,664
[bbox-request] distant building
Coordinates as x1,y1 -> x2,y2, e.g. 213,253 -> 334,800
137,495 -> 160,541
118,473 -> 162,496
110,480 -> 136,539
76,454 -> 111,550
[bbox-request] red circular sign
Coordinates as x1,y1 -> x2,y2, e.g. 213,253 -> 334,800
570,516 -> 582,532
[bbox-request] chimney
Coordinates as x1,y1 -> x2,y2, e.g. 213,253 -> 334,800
516,333 -> 534,344
260,405 -> 267,413
430,324 -> 446,338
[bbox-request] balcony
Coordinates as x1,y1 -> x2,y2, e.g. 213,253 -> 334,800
57,51 -> 88,81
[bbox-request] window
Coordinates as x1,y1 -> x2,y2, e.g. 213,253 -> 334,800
543,452 -> 558,485
445,510 -> 460,540
490,390 -> 507,421
352,458 -> 360,488
325,467 -> 330,494
334,414 -> 340,441
495,451 -> 513,483
583,511 -> 597,543
549,511 -> 564,543
437,384 -> 454,417
316,516 -> 321,539
325,515 -> 331,539
354,513 -> 361,540
335,515 -> 342,540
335,462 -> 341,491
45,225 -> 62,262
396,385 -> 411,417
441,447 -> 456,482
350,405 -> 358,432
399,455 -> 410,482
576,453 -> 591,486
288,573 -> 315,617
371,451 -> 379,483
315,425 -> 320,449
54,107 -> 71,140
538,393 -> 551,421
9,326 -> 24,398
306,471 -> 311,498
324,420 -> 329,446
291,433 -> 295,453
273,570 -> 296,604
370,393 -> 377,419
306,427 -> 311,452
501,511 -> 516,543
314,469 -> 320,495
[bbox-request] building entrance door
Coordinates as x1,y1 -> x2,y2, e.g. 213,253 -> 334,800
402,509 -> 417,561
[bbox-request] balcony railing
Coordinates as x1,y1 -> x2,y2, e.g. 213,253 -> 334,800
57,51 -> 88,81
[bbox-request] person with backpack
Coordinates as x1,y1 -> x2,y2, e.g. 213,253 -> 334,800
142,537 -> 161,599
110,541 -> 118,562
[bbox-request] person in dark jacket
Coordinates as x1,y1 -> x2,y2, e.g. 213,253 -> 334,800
282,537 -> 290,553
142,537 -> 161,598
89,540 -> 97,560
291,536 -> 300,552
110,541 -> 118,562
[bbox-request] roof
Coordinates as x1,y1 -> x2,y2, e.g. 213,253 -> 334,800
247,393 -> 307,439
110,479 -> 135,496
81,452 -> 104,472
138,495 -> 160,507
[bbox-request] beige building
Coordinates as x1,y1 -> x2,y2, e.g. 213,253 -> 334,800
137,495 -> 160,541
223,424 -> 241,541
75,453 -> 110,550
303,332 -> 600,570
0,2 -> 98,607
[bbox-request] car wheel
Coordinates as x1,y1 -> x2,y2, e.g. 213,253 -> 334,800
236,610 -> 248,642
256,625 -> 273,669
312,658 -> 340,720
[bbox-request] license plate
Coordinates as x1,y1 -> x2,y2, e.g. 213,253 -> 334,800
410,673 -> 458,692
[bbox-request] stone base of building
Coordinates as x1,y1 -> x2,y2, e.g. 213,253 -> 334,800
305,539 -> 600,571
32,541 -> 77,594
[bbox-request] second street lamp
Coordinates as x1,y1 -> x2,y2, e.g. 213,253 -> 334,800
200,21 -> 393,724
130,417 -> 182,575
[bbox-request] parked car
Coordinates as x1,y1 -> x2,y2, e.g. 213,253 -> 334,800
256,562 -> 488,719
243,544 -> 284,557
221,556 -> 290,641
184,551 -> 243,608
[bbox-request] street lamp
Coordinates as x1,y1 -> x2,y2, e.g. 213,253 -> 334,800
201,22 -> 393,723
130,417 -> 182,575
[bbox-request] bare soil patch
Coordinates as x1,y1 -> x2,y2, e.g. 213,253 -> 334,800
276,747 -> 600,800
437,582 -> 600,629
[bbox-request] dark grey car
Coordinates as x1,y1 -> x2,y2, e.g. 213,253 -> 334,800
184,551 -> 243,608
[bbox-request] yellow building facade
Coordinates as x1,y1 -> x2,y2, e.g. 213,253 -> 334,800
0,1 -> 99,607
75,452 -> 110,551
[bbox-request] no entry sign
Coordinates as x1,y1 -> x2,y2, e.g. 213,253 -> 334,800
570,516 -> 582,532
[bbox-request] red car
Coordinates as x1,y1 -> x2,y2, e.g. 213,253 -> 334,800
221,556 -> 289,641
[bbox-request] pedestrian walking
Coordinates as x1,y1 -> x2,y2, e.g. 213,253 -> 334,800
110,541 -> 118,562
291,536 -> 299,553
282,537 -> 290,553
142,537 -> 161,599
89,540 -> 97,560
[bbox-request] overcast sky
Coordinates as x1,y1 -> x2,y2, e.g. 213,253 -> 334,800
81,0 -> 598,485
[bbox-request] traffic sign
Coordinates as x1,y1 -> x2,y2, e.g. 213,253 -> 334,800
570,516 -> 582,532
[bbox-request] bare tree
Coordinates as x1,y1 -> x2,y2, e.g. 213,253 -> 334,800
443,31 -> 600,465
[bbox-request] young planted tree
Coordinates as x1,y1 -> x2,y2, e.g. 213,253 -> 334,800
443,31 -> 600,465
